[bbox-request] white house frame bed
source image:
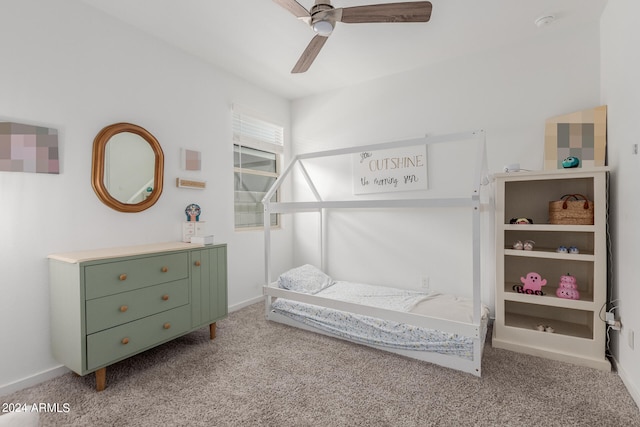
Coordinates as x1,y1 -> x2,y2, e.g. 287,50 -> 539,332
262,130 -> 489,376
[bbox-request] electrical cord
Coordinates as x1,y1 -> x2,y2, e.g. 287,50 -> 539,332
503,168 -> 534,173
606,174 -> 614,307
604,173 -> 617,356
599,301 -> 607,322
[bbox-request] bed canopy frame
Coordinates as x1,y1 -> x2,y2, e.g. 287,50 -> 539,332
262,130 -> 489,375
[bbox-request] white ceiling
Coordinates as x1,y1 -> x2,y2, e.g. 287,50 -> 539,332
80,0 -> 607,100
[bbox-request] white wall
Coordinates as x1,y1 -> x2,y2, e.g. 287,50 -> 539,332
4,0 -> 636,406
0,0 -> 292,394
600,0 -> 640,406
291,22 -> 602,307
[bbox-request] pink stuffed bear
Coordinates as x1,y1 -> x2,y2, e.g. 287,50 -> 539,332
556,274 -> 580,300
515,272 -> 547,295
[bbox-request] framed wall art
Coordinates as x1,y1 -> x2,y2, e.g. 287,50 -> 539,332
0,122 -> 59,174
181,148 -> 201,171
544,106 -> 607,170
353,144 -> 428,195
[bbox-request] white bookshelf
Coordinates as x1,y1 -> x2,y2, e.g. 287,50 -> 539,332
492,168 -> 610,370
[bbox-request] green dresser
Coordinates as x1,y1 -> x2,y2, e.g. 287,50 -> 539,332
48,242 -> 227,391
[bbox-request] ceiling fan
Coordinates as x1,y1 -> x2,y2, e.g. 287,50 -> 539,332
273,0 -> 433,73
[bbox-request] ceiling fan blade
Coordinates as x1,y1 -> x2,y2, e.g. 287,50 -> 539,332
291,35 -> 329,74
339,1 -> 432,23
273,0 -> 310,19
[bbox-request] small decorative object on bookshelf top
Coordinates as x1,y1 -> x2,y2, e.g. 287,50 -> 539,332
562,156 -> 580,168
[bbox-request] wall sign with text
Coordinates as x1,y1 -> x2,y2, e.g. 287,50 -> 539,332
353,145 -> 428,194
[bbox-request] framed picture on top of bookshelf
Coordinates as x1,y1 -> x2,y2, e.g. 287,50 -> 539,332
543,105 -> 607,170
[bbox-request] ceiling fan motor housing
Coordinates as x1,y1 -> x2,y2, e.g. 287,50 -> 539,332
310,2 -> 337,35
310,1 -> 334,15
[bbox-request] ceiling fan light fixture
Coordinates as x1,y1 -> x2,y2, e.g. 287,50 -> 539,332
313,20 -> 334,36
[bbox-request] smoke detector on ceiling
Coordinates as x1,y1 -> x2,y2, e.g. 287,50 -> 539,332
534,15 -> 555,27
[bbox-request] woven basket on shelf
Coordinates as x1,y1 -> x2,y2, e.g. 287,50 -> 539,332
548,194 -> 594,225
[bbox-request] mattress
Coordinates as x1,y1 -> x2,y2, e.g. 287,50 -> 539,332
271,281 -> 489,360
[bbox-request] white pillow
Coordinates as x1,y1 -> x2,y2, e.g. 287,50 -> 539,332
278,264 -> 334,294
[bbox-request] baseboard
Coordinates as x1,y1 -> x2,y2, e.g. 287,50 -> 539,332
229,295 -> 264,312
0,366 -> 69,398
615,356 -> 640,410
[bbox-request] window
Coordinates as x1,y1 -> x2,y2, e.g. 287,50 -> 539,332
232,106 -> 283,229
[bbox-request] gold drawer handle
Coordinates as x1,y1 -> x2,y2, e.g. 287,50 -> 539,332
163,323 -> 171,330
119,305 -> 128,313
121,337 -> 129,345
161,266 -> 168,273
119,273 -> 127,281
162,294 -> 169,301
194,260 -> 201,267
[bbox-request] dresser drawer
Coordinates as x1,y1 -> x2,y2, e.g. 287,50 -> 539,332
84,252 -> 188,300
85,279 -> 189,334
86,305 -> 191,371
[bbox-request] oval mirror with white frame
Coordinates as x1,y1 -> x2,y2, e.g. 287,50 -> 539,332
91,123 -> 164,213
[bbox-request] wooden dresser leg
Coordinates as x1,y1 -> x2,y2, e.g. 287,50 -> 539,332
95,368 -> 106,392
209,322 -> 217,340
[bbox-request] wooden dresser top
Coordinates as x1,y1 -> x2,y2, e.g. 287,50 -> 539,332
48,241 -> 209,263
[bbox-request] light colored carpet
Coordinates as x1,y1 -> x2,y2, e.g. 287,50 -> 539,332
2,302 -> 639,426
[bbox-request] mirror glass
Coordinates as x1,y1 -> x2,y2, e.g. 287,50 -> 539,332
104,132 -> 155,204
91,123 -> 164,212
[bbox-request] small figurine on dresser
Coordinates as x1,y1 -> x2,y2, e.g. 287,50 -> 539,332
183,204 -> 208,243
185,203 -> 201,221
556,273 -> 580,300
183,204 -> 214,244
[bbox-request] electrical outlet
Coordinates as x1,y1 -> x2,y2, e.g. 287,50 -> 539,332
629,329 -> 635,350
613,320 -> 622,331
420,276 -> 430,290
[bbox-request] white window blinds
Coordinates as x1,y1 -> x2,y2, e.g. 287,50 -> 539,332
232,105 -> 282,229
232,105 -> 283,153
